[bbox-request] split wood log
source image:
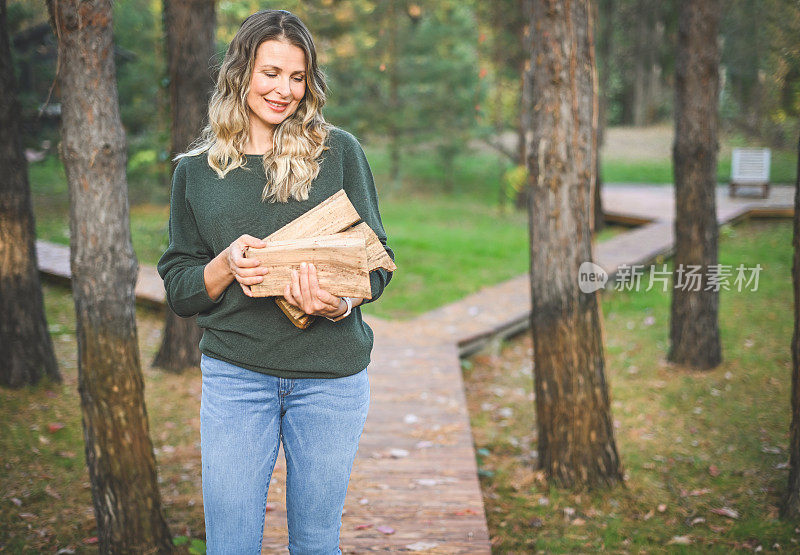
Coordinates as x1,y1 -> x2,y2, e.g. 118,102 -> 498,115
265,189 -> 361,243
352,222 -> 397,272
258,189 -> 395,328
246,233 -> 372,299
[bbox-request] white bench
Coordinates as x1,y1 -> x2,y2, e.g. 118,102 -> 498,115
729,147 -> 771,198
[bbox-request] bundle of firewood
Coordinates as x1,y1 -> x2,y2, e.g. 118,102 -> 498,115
244,190 -> 396,329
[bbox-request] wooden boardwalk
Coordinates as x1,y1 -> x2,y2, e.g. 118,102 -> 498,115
35,184 -> 793,553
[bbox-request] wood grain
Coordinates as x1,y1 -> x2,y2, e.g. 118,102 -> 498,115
247,233 -> 372,299
265,189 -> 361,243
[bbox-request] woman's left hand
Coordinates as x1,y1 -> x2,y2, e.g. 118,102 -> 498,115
284,262 -> 360,318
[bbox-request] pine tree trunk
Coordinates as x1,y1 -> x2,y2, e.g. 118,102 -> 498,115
631,0 -> 649,126
593,0 -> 613,233
668,0 -> 722,370
45,1 -> 173,550
0,0 -> 61,388
781,135 -> 800,519
515,0 -> 533,210
387,0 -> 401,190
526,0 -> 623,489
154,0 -> 216,372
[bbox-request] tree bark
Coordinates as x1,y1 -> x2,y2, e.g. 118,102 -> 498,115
526,0 -> 623,489
593,0 -> 613,233
0,0 -> 61,388
515,0 -> 533,210
668,0 -> 722,370
154,0 -> 216,372
45,1 -> 173,551
387,0 -> 401,190
781,134 -> 800,519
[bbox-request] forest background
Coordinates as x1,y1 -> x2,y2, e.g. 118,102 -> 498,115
8,0 -> 800,319
4,0 -> 800,552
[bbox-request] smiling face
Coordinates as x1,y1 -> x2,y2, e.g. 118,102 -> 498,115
245,39 -> 307,145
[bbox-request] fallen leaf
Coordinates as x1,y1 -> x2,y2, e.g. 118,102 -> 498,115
353,523 -> 372,530
688,488 -> 712,496
571,518 -> 586,526
710,507 -> 740,519
709,524 -> 727,533
48,422 -> 65,434
265,503 -> 276,513
643,510 -> 654,521
708,465 -> 720,477
82,537 -> 99,544
376,525 -> 395,535
44,484 -> 61,500
10,498 -> 21,507
406,541 -> 439,551
454,508 -> 478,516
668,535 -> 692,545
658,504 -> 667,513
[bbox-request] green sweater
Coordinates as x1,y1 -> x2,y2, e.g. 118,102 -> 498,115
157,127 -> 394,379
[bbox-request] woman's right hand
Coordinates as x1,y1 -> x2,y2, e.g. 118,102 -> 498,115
226,234 -> 268,297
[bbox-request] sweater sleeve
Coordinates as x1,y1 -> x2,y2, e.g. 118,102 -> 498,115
157,158 -> 226,318
339,130 -> 394,304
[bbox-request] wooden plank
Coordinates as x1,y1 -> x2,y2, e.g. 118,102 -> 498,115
246,233 -> 372,299
352,222 -> 397,272
264,189 -> 361,243
262,189 -> 393,327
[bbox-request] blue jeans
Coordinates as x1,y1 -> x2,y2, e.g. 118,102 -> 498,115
199,354 -> 370,554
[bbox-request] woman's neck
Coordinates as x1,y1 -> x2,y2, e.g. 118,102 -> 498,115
242,125 -> 274,155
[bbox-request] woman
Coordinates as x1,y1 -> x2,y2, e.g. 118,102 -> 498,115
156,9 -> 394,554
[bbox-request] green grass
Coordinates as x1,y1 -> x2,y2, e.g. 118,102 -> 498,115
601,147 -> 796,185
463,219 -> 796,552
361,196 -> 530,319
28,127 -> 794,321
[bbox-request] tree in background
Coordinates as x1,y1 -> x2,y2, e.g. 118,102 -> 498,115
593,0 -> 614,233
525,0 -> 623,488
45,0 -> 172,549
324,0 -> 483,192
154,0 -> 217,372
321,0 -> 414,189
0,0 -> 60,388
783,134 -> 800,518
405,1 -> 482,192
721,0 -> 800,148
668,0 -> 722,370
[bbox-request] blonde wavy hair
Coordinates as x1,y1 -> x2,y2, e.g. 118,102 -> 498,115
177,10 -> 330,203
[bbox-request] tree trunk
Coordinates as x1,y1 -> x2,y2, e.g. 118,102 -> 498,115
0,0 -> 61,388
593,0 -> 613,233
526,0 -> 623,489
631,0 -> 648,126
668,0 -> 722,370
154,0 -> 216,372
515,0 -> 533,210
387,0 -> 401,190
781,134 -> 800,519
45,1 -> 173,551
